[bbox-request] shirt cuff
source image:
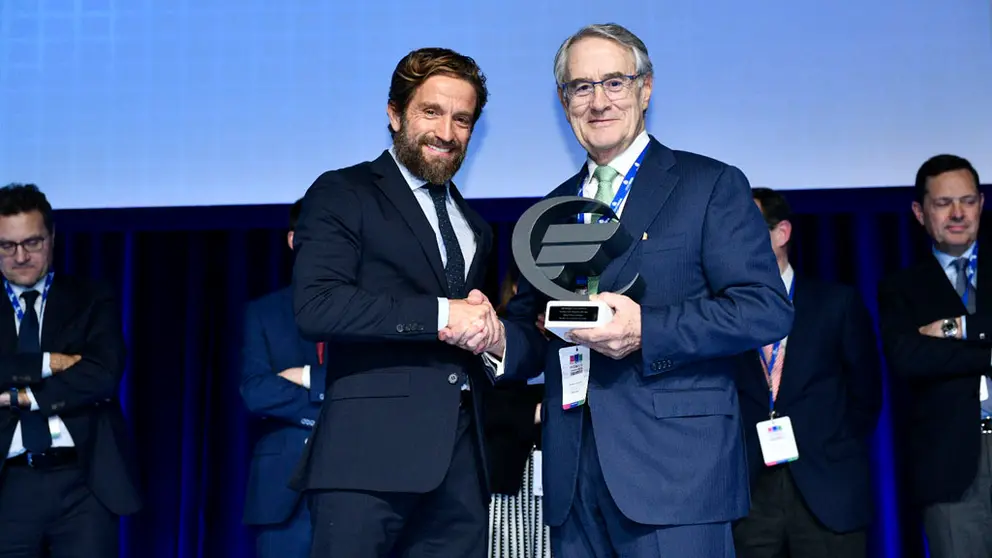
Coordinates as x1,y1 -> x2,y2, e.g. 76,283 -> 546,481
482,347 -> 507,378
25,387 -> 39,411
302,365 -> 311,390
437,298 -> 449,331
42,352 -> 52,378
962,316 -> 968,339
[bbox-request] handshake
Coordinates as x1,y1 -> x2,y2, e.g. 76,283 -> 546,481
439,289 -> 505,356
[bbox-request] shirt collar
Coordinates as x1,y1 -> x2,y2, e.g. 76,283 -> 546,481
933,241 -> 977,270
387,146 -> 447,194
584,130 -> 650,183
7,273 -> 50,299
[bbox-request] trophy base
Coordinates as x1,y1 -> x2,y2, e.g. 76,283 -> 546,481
544,300 -> 613,341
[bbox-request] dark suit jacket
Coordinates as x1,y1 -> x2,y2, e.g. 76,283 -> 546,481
290,151 -> 494,494
738,275 -> 882,533
0,274 -> 141,516
481,381 -> 543,495
240,287 -> 326,525
878,245 -> 992,506
500,136 -> 794,527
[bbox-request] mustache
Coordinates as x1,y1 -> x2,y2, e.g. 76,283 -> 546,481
420,135 -> 461,151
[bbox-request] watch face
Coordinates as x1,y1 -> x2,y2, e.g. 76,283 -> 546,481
942,320 -> 958,337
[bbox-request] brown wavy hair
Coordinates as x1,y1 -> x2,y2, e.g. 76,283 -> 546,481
387,47 -> 489,137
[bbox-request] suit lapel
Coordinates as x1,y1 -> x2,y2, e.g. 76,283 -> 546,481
370,151 -> 448,295
774,276 -> 804,404
599,137 -> 680,291
40,277 -> 77,349
977,243 -> 992,314
0,292 -> 15,355
921,254 -> 968,314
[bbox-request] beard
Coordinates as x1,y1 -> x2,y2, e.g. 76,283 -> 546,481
392,119 -> 468,185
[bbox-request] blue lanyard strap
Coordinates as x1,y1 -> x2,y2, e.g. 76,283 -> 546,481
576,143 -> 650,223
759,275 -> 795,415
962,242 -> 978,308
3,272 -> 54,325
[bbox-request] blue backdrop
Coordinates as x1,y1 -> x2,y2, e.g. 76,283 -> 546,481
50,185 -> 957,557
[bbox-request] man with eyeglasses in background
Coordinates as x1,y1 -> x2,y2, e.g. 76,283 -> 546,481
0,184 -> 140,557
444,23 -> 792,558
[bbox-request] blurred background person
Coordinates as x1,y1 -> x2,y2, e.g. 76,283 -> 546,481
734,187 -> 881,558
239,199 -> 325,558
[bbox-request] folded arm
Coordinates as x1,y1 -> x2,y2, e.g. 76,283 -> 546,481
30,284 -> 126,416
878,281 -> 992,378
239,304 -> 321,426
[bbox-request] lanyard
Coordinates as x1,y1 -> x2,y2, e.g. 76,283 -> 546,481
759,275 -> 795,416
3,272 -> 54,326
576,143 -> 650,223
962,242 -> 978,308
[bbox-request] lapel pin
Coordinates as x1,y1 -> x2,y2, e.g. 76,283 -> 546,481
642,232 -> 648,240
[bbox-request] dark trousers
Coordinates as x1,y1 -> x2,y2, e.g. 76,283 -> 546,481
923,433 -> 992,558
732,466 -> 866,558
552,408 -> 734,558
256,497 -> 312,558
308,406 -> 487,558
0,455 -> 118,558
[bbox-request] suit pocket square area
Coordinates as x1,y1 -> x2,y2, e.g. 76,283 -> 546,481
640,233 -> 686,254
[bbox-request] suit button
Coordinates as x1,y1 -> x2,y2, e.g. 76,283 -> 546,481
396,324 -> 404,333
447,373 -> 459,385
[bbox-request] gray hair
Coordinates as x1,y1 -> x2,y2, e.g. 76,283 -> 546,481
553,23 -> 653,85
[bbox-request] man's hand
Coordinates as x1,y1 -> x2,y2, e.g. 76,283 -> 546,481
439,289 -> 503,355
566,292 -> 642,359
919,316 -> 963,339
50,353 -> 82,373
278,367 -> 306,386
0,389 -> 30,408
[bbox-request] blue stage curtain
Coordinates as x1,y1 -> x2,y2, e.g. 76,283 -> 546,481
50,185 -> 959,557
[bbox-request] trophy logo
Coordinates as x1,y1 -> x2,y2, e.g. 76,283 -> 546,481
511,196 -> 644,337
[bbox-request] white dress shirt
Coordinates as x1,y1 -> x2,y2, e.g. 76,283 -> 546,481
579,130 -> 650,223
6,274 -> 75,458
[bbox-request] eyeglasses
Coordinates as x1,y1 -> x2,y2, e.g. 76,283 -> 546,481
0,236 -> 48,257
560,74 -> 642,105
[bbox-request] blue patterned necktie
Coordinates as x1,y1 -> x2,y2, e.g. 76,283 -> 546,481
427,184 -> 466,298
17,289 -> 50,452
587,165 -> 619,295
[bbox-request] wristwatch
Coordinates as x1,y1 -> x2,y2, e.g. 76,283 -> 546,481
8,387 -> 20,411
941,318 -> 959,338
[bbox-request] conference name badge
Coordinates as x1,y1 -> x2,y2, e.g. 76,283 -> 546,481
756,416 -> 799,466
559,345 -> 590,410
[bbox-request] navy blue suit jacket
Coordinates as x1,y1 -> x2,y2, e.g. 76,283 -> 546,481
240,287 -> 325,525
500,136 -> 794,527
738,275 -> 881,532
289,151 -> 493,494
